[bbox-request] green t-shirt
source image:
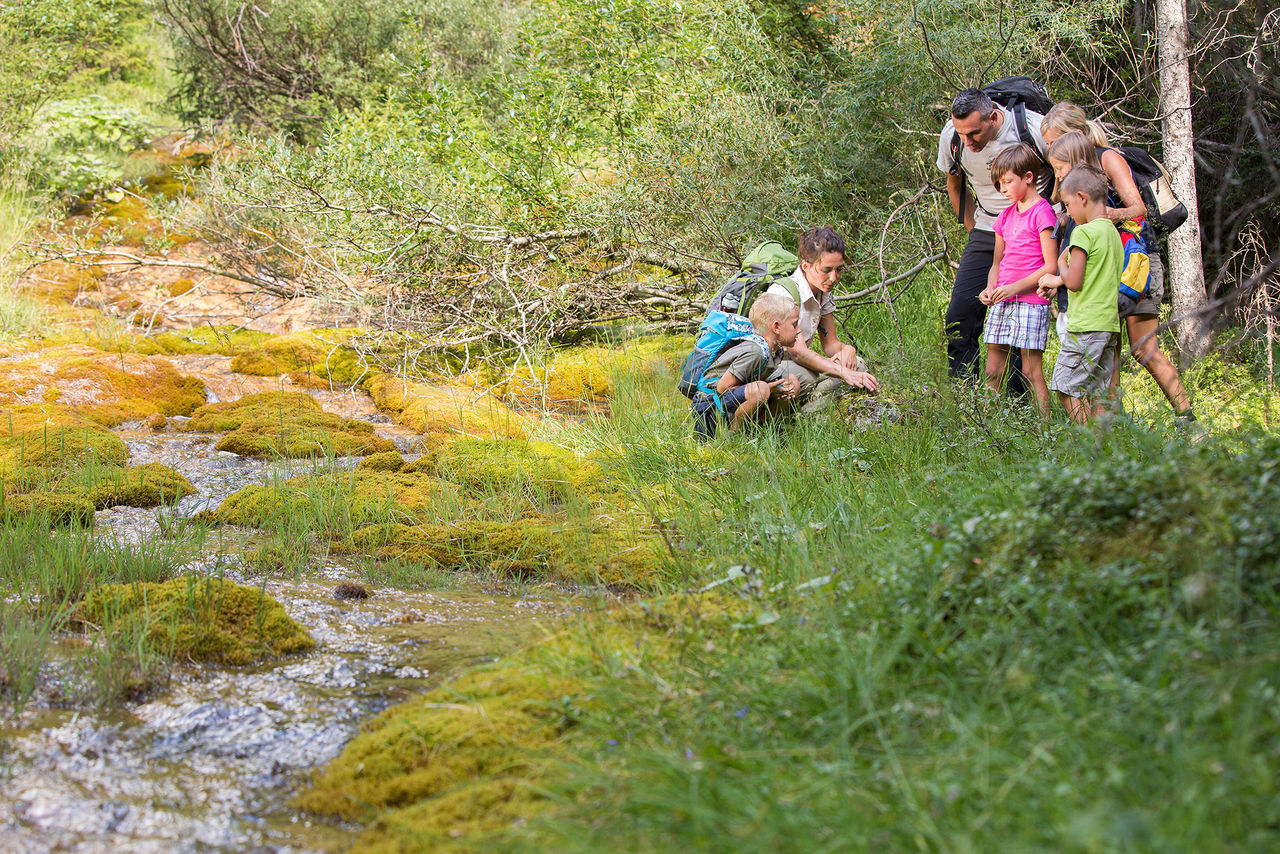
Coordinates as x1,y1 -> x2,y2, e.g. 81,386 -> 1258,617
1066,217 -> 1122,334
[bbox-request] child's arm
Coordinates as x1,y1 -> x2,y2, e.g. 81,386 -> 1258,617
1061,246 -> 1088,292
988,229 -> 1060,302
978,235 -> 1006,305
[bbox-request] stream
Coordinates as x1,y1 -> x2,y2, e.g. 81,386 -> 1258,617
0,379 -> 569,853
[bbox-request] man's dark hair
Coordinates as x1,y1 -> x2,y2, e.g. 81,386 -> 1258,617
797,226 -> 845,263
951,88 -> 995,120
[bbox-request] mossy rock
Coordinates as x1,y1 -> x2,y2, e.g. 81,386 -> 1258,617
76,577 -> 314,665
358,451 -> 406,472
0,491 -> 94,526
492,336 -> 688,410
230,330 -> 366,384
366,375 -> 528,444
81,463 -> 196,508
183,391 -> 396,458
0,346 -> 206,426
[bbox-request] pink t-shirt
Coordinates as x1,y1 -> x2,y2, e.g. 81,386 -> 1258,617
994,197 -> 1057,305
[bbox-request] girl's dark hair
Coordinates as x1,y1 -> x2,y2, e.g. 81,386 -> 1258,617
797,226 -> 845,262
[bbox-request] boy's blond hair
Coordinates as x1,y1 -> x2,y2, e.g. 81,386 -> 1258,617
749,292 -> 796,332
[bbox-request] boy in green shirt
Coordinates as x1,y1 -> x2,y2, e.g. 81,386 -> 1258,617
1037,165 -> 1123,424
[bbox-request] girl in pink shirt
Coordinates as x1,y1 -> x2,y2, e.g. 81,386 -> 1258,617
979,143 -> 1059,414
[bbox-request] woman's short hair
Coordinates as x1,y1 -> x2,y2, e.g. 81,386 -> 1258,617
749,292 -> 797,331
796,226 -> 845,263
989,142 -> 1044,186
1041,102 -> 1110,148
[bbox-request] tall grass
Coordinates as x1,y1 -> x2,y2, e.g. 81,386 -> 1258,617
495,291 -> 1280,849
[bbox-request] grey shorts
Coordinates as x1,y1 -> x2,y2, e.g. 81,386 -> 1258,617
1050,330 -> 1120,399
1121,251 -> 1165,319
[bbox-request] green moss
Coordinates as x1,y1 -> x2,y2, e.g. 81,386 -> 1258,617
366,375 -> 529,444
230,330 -> 367,383
82,463 -> 196,508
0,491 -> 94,526
76,577 -> 314,665
210,471 -> 457,529
359,451 -> 406,472
295,662 -> 576,839
358,517 -> 668,586
0,426 -> 128,472
492,335 -> 688,410
183,391 -> 396,458
150,326 -> 273,356
424,439 -> 607,502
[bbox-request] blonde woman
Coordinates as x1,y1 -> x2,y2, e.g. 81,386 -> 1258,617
1041,104 -> 1195,422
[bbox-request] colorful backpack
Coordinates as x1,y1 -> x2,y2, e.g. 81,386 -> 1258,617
677,243 -> 802,400
676,313 -> 772,400
1117,222 -> 1152,315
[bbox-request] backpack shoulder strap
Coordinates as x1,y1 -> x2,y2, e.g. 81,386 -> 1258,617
949,126 -> 967,225
774,275 -> 801,306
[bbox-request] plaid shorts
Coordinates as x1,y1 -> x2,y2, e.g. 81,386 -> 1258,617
983,299 -> 1050,351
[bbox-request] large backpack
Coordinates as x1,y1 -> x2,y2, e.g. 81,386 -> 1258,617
707,241 -> 800,315
947,77 -> 1055,224
677,243 -> 802,400
1116,146 -> 1189,235
676,313 -> 772,400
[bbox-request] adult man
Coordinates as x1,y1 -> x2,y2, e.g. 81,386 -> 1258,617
937,88 -> 1049,388
765,226 -> 878,413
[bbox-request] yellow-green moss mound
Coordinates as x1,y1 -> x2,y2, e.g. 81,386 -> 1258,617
295,663 -> 577,847
0,346 -> 206,426
422,438 -> 607,501
209,470 -> 458,529
489,335 -> 687,410
230,330 -> 366,384
183,391 -> 396,457
0,424 -> 194,521
0,491 -> 94,526
350,516 -> 667,586
367,375 -> 528,445
76,577 -> 314,665
358,450 -> 406,472
0,425 -> 129,472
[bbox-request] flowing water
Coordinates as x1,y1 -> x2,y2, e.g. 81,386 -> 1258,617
0,379 -> 571,853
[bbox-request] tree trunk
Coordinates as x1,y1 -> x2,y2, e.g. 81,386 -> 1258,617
1155,0 -> 1212,360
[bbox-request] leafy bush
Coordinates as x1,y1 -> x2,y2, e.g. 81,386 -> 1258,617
24,95 -> 153,193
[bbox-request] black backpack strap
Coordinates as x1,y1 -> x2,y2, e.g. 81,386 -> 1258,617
949,128 -> 966,225
1013,103 -> 1055,199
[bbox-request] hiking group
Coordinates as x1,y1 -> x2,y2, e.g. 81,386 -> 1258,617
682,76 -> 1196,437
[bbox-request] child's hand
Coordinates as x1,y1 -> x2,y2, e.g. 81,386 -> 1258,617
1037,273 -> 1063,300
978,288 -> 995,306
988,285 -> 1014,303
770,376 -> 800,400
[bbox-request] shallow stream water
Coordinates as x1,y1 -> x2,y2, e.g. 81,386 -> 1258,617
0,380 -> 569,853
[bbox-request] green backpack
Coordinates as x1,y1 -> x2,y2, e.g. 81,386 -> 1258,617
707,241 -> 801,315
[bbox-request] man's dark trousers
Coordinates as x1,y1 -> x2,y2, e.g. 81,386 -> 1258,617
945,229 -> 1027,395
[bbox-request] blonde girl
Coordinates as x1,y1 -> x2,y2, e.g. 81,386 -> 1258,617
1044,113 -> 1194,421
